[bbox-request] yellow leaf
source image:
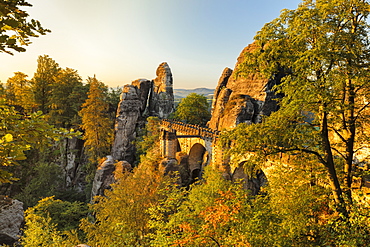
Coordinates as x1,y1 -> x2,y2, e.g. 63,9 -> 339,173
4,134 -> 13,142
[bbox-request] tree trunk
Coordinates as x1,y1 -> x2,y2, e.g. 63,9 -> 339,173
321,110 -> 348,216
343,78 -> 356,203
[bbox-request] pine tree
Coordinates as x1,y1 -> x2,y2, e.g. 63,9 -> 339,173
32,55 -> 60,113
79,76 -> 112,163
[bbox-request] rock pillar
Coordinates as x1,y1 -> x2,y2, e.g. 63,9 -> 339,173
160,130 -> 177,159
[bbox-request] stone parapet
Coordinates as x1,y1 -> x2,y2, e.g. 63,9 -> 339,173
161,119 -> 220,140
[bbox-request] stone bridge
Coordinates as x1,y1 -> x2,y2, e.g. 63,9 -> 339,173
160,119 -> 221,180
160,119 -> 266,193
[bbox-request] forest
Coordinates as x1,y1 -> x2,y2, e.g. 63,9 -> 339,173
2,0 -> 370,246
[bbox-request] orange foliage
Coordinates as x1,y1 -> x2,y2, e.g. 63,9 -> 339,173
172,189 -> 250,247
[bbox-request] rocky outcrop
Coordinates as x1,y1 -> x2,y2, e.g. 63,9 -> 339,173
111,80 -> 151,164
61,137 -> 87,193
211,67 -> 233,112
93,63 -> 174,200
0,196 -> 24,246
208,43 -> 283,131
111,63 -> 174,164
232,167 -> 267,195
90,156 -> 132,201
149,62 -> 175,118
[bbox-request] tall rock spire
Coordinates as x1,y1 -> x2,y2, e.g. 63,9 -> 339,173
111,62 -> 175,164
149,62 -> 175,118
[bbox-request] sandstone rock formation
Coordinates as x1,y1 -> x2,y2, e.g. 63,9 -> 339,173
111,80 -> 151,164
111,63 -> 174,164
232,167 -> 267,195
208,43 -> 283,131
207,43 -> 285,188
90,156 -> 116,200
0,196 -> 24,246
149,62 -> 175,118
61,137 -> 87,193
90,156 -> 132,201
93,63 -> 174,200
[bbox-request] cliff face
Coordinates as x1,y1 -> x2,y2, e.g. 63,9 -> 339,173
111,80 -> 151,164
111,62 -> 174,165
208,43 -> 283,131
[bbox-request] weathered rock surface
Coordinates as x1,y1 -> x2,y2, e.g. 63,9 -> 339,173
90,156 -> 132,201
149,62 -> 175,118
0,196 -> 24,246
111,63 -> 174,164
211,67 -> 233,112
111,81 -> 150,164
93,63 -> 174,200
208,43 -> 283,130
232,167 -> 267,195
62,137 -> 87,193
91,156 -> 116,200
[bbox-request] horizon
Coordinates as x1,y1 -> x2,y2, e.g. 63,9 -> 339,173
0,0 -> 302,89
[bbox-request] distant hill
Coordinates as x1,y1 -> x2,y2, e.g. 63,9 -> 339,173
173,88 -> 214,99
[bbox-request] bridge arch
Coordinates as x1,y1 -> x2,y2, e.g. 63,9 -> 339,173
188,143 -> 208,181
232,161 -> 267,195
175,139 -> 181,153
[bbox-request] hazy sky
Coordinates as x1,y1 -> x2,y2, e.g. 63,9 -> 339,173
1,0 -> 302,89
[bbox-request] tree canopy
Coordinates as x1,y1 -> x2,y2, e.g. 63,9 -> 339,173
6,0 -> 370,245
32,55 -> 60,113
223,0 -> 370,215
0,0 -> 50,55
173,93 -> 211,126
0,100 -> 77,184
5,72 -> 34,111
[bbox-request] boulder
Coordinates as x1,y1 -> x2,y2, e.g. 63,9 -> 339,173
90,156 -> 116,201
0,196 -> 24,246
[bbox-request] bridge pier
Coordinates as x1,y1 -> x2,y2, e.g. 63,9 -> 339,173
160,129 -> 177,159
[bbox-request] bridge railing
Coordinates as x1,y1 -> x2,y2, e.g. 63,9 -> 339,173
161,119 -> 220,139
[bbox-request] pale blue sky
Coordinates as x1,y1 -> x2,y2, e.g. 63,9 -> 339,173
0,0 -> 302,89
